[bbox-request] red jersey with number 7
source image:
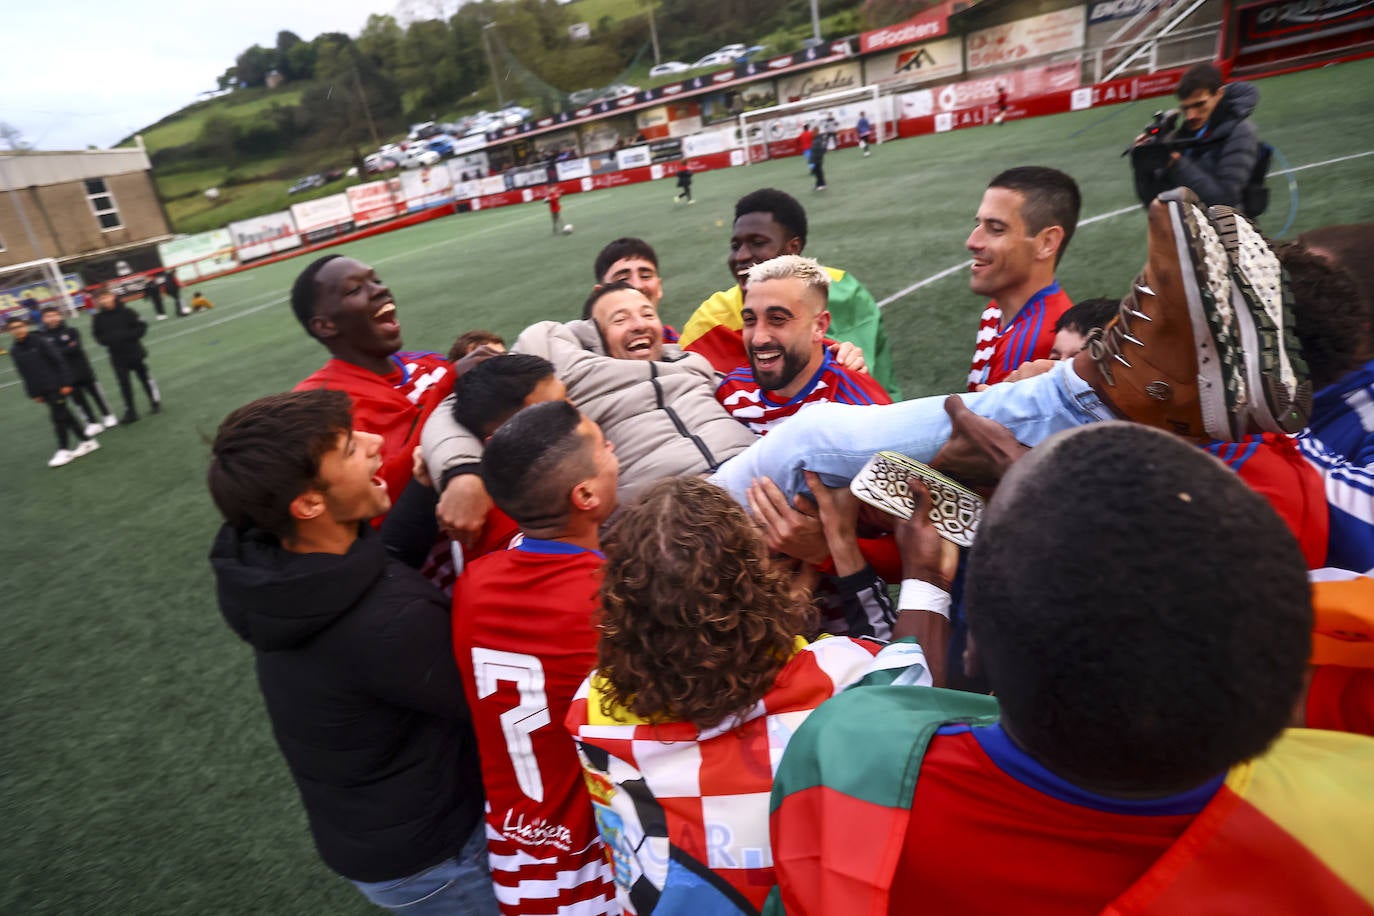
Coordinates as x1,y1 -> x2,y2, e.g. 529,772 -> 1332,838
295,352 -> 454,514
452,538 -> 617,916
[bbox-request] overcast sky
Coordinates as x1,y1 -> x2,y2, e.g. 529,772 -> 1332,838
1,0 -> 405,151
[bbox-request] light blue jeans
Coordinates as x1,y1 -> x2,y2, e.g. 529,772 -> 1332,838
710,360 -> 1112,502
351,821 -> 498,914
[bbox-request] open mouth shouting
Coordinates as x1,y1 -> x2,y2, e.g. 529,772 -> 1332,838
373,301 -> 400,337
623,332 -> 657,359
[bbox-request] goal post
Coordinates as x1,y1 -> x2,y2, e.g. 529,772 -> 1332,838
738,84 -> 890,164
0,257 -> 80,321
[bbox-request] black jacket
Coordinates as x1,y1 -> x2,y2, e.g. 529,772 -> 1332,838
39,321 -> 96,384
91,303 -> 147,366
1168,81 -> 1262,210
210,523 -> 484,882
9,333 -> 72,398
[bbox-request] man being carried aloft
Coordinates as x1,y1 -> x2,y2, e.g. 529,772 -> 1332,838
966,166 -> 1080,390
452,400 -> 620,915
678,188 -> 899,398
717,255 -> 890,435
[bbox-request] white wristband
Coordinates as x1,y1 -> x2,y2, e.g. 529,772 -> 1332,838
898,579 -> 951,620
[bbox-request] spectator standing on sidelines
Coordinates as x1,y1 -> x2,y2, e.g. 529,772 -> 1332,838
39,305 -> 116,430
5,315 -> 99,467
144,274 -> 168,320
162,270 -> 188,316
91,289 -> 161,423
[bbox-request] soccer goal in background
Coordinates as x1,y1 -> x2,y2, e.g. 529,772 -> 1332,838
0,257 -> 82,321
737,85 -> 895,164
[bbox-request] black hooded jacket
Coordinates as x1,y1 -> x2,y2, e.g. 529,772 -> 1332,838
1168,81 -> 1262,210
40,320 -> 96,384
9,332 -> 72,398
91,302 -> 147,367
210,523 -> 484,882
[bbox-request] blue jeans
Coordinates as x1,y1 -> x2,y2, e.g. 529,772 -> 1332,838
351,821 -> 498,914
710,360 -> 1112,502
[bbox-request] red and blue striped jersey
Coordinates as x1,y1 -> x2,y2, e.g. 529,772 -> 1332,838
715,350 -> 891,436
967,282 -> 1073,390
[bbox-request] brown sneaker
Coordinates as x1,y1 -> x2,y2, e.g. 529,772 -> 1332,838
1073,188 -> 1250,441
1207,205 -> 1311,433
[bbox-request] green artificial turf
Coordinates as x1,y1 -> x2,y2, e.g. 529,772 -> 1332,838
2,58 -> 1372,913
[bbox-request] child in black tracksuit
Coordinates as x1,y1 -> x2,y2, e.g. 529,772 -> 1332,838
5,314 -> 99,466
39,306 -> 116,429
91,290 -> 161,422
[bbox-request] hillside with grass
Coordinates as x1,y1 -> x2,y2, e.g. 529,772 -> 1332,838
128,0 -> 881,234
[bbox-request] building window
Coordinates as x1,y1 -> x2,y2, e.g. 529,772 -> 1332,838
84,178 -> 122,231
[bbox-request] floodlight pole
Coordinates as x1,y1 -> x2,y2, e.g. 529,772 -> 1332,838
646,1 -> 661,65
810,0 -> 822,43
483,23 -> 506,108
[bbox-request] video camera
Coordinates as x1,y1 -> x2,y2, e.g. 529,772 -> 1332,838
1126,109 -> 1194,209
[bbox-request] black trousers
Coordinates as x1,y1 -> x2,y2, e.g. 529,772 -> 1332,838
43,392 -> 87,450
69,380 -> 111,423
812,159 -> 827,188
114,360 -> 159,411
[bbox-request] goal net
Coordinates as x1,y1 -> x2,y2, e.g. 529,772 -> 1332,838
0,257 -> 80,322
737,84 -> 894,164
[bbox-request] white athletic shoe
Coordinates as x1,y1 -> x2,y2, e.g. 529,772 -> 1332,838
103,414 -> 119,428
157,314 -> 169,321
83,422 -> 104,437
49,449 -> 76,468
72,439 -> 100,458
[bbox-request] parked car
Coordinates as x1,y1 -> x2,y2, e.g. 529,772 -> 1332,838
322,168 -> 345,183
498,104 -> 532,121
288,174 -> 325,195
407,121 -> 441,141
364,153 -> 400,174
568,88 -> 600,107
401,148 -> 441,169
649,61 -> 690,78
427,135 -> 457,158
691,50 -> 742,70
602,83 -> 641,99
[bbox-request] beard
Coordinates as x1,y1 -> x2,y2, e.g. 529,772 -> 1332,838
750,345 -> 810,392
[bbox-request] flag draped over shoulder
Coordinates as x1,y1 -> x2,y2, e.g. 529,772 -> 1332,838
764,684 -> 1374,916
679,267 -> 901,400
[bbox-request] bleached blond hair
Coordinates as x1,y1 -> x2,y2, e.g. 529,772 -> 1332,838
746,255 -> 831,298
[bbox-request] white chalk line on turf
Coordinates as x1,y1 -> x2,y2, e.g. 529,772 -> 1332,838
876,149 -> 1374,310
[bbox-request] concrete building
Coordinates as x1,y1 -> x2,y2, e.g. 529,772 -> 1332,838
0,146 -> 172,283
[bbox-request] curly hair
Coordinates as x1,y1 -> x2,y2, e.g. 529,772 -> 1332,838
596,477 -> 815,731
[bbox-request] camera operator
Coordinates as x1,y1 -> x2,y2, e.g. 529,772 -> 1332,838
1130,63 -> 1265,214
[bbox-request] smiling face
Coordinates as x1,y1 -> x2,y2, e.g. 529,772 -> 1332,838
591,288 -> 664,361
310,258 -> 401,365
315,428 -> 392,525
728,212 -> 803,294
601,256 -> 663,308
742,277 -> 830,398
966,187 -> 1049,305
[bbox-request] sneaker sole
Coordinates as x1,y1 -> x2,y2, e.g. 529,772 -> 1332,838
1207,206 -> 1312,434
1162,190 -> 1248,440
